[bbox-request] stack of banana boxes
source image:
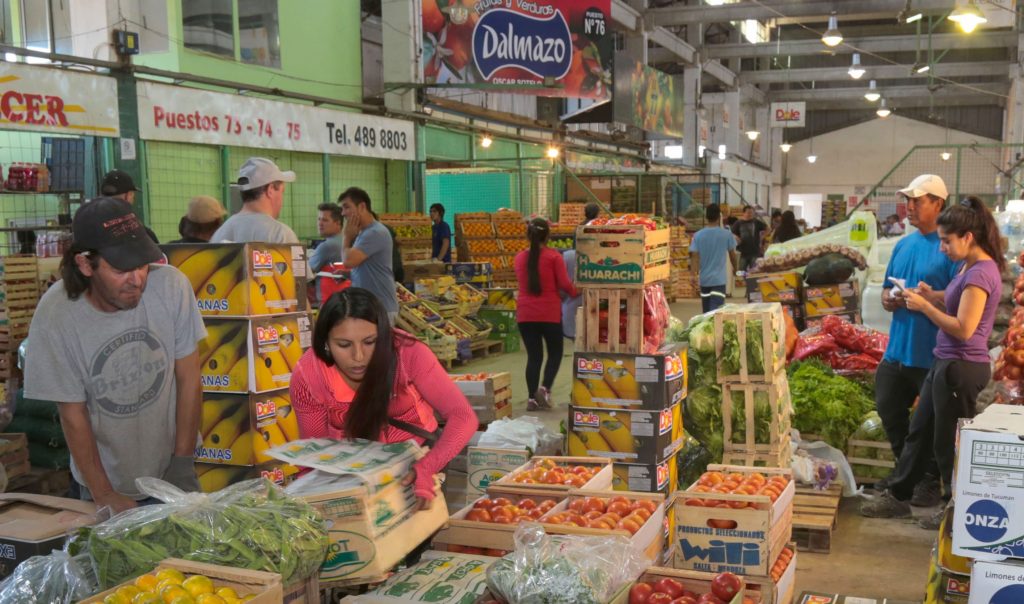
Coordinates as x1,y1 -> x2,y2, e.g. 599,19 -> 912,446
162,243 -> 313,492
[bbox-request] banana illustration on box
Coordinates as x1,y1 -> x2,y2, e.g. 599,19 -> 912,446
604,365 -> 640,401
567,431 -> 612,456
253,423 -> 288,463
199,263 -> 243,314
269,248 -> 298,306
274,398 -> 300,441
204,402 -> 248,450
175,245 -> 238,300
598,412 -> 636,455
197,464 -> 248,493
582,377 -> 619,408
198,321 -> 243,369
571,380 -> 593,407
201,323 -> 249,392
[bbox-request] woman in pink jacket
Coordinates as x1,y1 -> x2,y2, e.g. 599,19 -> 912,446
289,287 -> 477,507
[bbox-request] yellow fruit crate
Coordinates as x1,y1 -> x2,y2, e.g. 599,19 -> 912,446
458,220 -> 494,239
467,239 -> 504,256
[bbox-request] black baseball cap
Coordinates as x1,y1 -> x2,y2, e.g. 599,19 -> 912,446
73,197 -> 162,270
100,170 -> 140,196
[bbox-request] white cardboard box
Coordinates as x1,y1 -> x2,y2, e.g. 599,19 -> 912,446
968,559 -> 1024,603
952,406 -> 1024,560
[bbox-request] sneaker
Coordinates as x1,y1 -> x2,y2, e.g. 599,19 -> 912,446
910,478 -> 942,507
535,387 -> 552,409
872,473 -> 893,492
527,399 -> 540,412
860,491 -> 913,519
917,507 -> 946,531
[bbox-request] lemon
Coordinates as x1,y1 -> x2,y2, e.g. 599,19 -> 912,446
155,569 -> 186,584
104,594 -> 130,604
135,575 -> 160,591
133,594 -> 163,604
195,595 -> 226,604
117,586 -> 142,600
161,586 -> 190,604
168,596 -> 196,604
182,575 -> 215,597
214,588 -> 238,601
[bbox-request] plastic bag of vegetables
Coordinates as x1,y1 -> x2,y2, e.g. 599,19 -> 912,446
485,523 -> 648,604
76,477 -> 327,589
0,551 -> 97,604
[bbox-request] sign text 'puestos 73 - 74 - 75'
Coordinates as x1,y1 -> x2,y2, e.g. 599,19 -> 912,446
136,81 -> 414,161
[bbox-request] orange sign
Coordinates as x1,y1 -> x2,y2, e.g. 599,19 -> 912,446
0,62 -> 119,137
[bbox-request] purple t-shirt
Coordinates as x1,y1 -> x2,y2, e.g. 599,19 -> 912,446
934,259 -> 1002,362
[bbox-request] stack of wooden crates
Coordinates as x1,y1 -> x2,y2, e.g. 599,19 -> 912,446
0,255 -> 40,484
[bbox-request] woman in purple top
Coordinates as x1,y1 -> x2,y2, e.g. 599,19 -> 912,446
862,196 -> 1003,527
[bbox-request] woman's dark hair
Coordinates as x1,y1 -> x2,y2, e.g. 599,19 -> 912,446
526,218 -> 550,296
937,196 -> 1005,272
313,287 -> 402,440
774,210 -> 802,243
60,245 -> 99,300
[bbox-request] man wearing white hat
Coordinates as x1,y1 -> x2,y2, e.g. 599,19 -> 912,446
863,174 -> 960,516
213,157 -> 299,244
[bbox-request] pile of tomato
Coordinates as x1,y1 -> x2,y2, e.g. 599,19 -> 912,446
628,571 -> 751,604
683,471 -> 791,509
507,458 -> 599,487
464,497 -> 559,524
543,495 -> 657,535
770,546 -> 795,583
444,544 -> 508,557
450,372 -> 493,382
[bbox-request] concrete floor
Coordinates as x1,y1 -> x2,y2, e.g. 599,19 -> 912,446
454,297 -> 934,602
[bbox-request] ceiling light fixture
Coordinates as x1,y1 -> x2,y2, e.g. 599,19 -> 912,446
746,130 -> 760,141
546,146 -> 559,159
848,53 -> 865,79
822,13 -> 843,47
949,0 -> 987,33
780,143 -> 792,153
877,99 -> 892,117
480,135 -> 493,148
941,151 -> 952,161
807,154 -> 818,164
905,12 -> 923,23
916,64 -> 930,74
864,80 -> 881,102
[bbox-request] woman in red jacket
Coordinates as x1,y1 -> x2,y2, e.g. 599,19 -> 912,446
515,218 -> 578,411
289,287 -> 477,508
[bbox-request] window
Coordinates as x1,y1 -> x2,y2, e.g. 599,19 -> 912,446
239,0 -> 280,67
182,0 -> 234,58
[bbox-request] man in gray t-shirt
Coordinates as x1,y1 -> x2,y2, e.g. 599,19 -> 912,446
338,187 -> 399,320
24,198 -> 206,513
213,157 -> 300,244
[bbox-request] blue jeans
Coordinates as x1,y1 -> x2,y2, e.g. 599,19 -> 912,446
700,285 -> 727,313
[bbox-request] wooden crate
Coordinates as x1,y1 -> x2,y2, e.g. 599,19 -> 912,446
487,456 -> 613,497
537,488 -> 666,562
83,559 -> 284,603
847,438 -> 896,485
721,441 -> 792,468
575,224 -> 670,288
0,256 -> 39,283
791,482 -> 842,554
714,303 -> 787,384
743,543 -> 799,604
431,488 -> 567,554
458,219 -> 494,239
0,433 -> 27,456
609,567 -> 757,604
448,315 -> 491,342
493,219 -> 527,239
575,288 -> 644,354
722,378 -> 793,459
559,202 -> 587,226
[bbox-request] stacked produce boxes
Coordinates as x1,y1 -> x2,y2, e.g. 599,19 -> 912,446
670,226 -> 697,301
453,211 -> 525,287
162,243 -> 310,492
802,280 -> 862,329
479,287 -> 519,353
745,271 -> 803,328
380,212 -> 432,265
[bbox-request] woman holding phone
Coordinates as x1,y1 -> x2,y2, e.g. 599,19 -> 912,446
862,196 -> 1003,528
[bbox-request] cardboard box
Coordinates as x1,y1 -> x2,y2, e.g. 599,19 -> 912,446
82,559 -> 284,603
611,451 -> 679,497
673,465 -> 795,576
482,288 -> 517,311
927,549 -> 970,604
162,243 -> 309,317
404,261 -> 448,281
567,403 -> 683,464
939,504 -> 972,576
0,494 -> 98,579
744,544 -> 798,604
446,262 -> 493,284
364,551 -> 497,602
968,559 -> 1024,604
194,389 -> 297,466
796,593 -> 919,604
803,311 -> 862,330
195,461 -> 300,493
199,314 -> 312,393
803,281 -> 861,318
537,488 -> 666,562
575,224 -> 670,288
478,309 -> 516,336
746,272 -> 803,304
572,344 -> 687,411
466,446 -> 531,502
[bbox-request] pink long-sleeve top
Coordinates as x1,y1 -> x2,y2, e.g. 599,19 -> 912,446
289,330 -> 478,499
514,247 -> 578,323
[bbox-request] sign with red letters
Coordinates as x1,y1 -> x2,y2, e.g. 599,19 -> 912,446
0,62 -> 119,137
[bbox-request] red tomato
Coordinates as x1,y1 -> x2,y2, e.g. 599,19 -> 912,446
473,498 -> 493,509
465,509 -> 491,522
697,595 -> 725,604
670,597 -> 699,604
647,593 -> 674,604
653,578 -> 684,598
629,583 -> 654,604
518,499 -> 537,510
710,572 -> 742,601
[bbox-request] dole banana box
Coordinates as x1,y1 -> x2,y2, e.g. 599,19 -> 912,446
567,402 -> 683,465
162,243 -> 309,317
195,461 -> 299,493
572,344 -> 687,411
611,449 -> 680,497
745,271 -> 802,305
952,404 -> 1024,560
802,280 -> 860,318
199,314 -> 312,394
194,389 -> 299,466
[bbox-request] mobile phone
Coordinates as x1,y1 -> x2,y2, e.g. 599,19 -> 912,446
888,276 -> 906,294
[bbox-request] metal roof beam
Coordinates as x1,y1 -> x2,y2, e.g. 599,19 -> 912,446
769,82 -> 1008,102
646,0 -> 955,26
801,95 -> 1006,109
740,61 -> 1010,84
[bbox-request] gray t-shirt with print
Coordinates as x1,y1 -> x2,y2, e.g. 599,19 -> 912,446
349,221 -> 399,313
212,211 -> 299,244
24,265 -> 206,499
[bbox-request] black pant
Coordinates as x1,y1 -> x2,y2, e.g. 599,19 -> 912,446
518,321 -> 564,398
875,360 -> 930,461
890,359 -> 989,500
700,285 -> 727,313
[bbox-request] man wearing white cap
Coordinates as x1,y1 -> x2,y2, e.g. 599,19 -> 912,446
867,174 -> 959,510
212,157 -> 299,244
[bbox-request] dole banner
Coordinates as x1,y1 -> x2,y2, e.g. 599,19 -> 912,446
0,62 -> 119,137
770,102 -> 805,128
613,56 -> 684,138
423,0 -> 612,100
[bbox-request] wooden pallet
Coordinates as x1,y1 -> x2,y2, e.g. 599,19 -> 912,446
470,339 -> 503,358
791,482 -> 843,553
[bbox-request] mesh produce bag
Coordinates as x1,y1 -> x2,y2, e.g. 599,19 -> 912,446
78,477 -> 327,589
0,551 -> 97,604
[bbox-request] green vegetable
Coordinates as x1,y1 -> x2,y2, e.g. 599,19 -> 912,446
81,479 -> 328,589
787,360 -> 875,449
686,315 -> 715,354
729,390 -> 774,445
0,552 -> 97,603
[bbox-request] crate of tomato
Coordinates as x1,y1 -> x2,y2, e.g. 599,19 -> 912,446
539,489 -> 665,562
672,465 -> 794,577
616,567 -> 755,604
431,489 -> 564,556
487,456 -> 613,497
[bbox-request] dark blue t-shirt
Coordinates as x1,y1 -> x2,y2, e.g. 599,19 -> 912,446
882,230 -> 960,368
432,221 -> 452,262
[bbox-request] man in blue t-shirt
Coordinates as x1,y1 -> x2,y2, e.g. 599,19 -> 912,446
874,174 -> 959,505
340,187 -> 400,323
690,204 -> 739,313
430,203 -> 452,263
